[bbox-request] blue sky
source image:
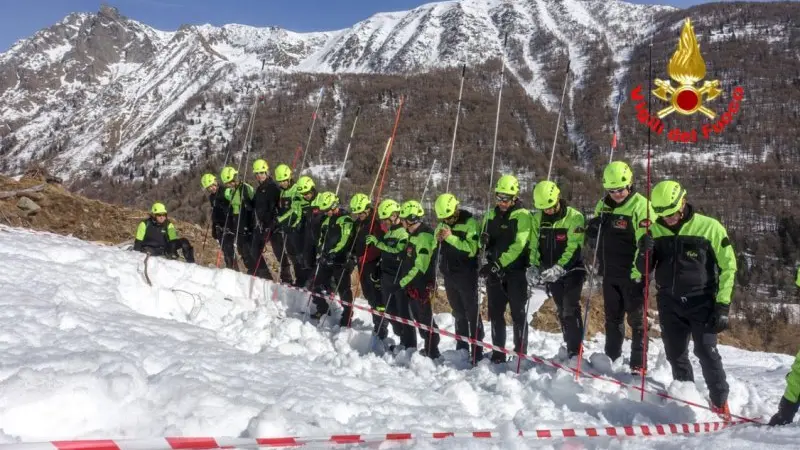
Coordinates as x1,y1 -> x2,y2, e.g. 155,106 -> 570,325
0,0 -> 784,52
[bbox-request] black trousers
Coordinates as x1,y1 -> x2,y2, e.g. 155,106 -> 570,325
443,269 -> 484,358
382,271 -> 416,348
269,230 -> 293,283
217,231 -> 237,269
603,277 -> 646,369
359,259 -> 387,338
144,239 -> 195,263
487,269 -> 528,358
248,229 -> 274,280
547,270 -> 585,357
311,263 -> 353,326
286,231 -> 312,288
657,292 -> 729,407
406,282 -> 440,358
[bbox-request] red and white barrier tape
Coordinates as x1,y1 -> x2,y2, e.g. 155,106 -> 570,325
0,421 -> 743,450
267,279 -> 760,424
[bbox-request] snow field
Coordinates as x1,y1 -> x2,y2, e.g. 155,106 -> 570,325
0,225 -> 797,448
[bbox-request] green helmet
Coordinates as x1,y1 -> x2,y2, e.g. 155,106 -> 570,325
316,191 -> 339,211
151,202 -> 167,215
533,180 -> 560,210
252,159 -> 269,174
434,193 -> 459,219
350,193 -> 371,214
377,199 -> 400,220
275,164 -> 292,182
399,200 -> 424,221
200,173 -> 217,190
603,161 -> 633,190
220,166 -> 238,184
651,180 -> 686,217
495,174 -> 520,196
296,176 -> 315,194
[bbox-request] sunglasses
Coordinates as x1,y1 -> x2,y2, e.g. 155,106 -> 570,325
495,194 -> 514,203
607,187 -> 628,195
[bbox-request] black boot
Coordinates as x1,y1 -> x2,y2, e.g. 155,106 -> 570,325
769,396 -> 799,426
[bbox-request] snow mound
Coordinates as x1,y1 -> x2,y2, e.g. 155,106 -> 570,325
0,225 -> 797,447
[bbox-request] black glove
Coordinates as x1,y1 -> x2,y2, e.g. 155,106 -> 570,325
212,225 -> 221,240
707,302 -> 730,333
317,253 -> 334,268
637,234 -> 654,253
344,255 -> 357,272
586,216 -> 603,239
769,396 -> 800,426
480,232 -> 489,247
479,261 -> 503,278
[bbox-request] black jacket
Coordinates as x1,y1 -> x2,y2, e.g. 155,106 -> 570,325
253,178 -> 281,231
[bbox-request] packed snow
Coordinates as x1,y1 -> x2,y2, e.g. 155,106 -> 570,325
0,225 -> 797,448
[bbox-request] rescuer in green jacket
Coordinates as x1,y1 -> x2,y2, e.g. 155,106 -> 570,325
528,180 -> 586,361
634,179 -> 736,420
585,161 -> 655,373
133,202 -> 195,263
397,200 -> 440,359
480,174 -> 532,364
768,268 -> 800,426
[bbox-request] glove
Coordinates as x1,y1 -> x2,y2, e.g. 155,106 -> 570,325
365,234 -> 378,246
526,266 -> 541,285
479,261 -> 503,278
707,302 -> 730,333
540,265 -> 566,283
212,225 -> 221,240
637,234 -> 654,253
769,396 -> 800,426
317,253 -> 335,268
480,232 -> 489,247
344,255 -> 357,272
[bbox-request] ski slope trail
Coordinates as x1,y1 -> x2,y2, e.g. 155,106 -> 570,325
0,225 -> 797,448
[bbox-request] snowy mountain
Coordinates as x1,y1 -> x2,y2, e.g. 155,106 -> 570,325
0,1 -> 674,181
0,224 -> 798,446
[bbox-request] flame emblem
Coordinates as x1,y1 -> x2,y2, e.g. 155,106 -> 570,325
653,18 -> 721,119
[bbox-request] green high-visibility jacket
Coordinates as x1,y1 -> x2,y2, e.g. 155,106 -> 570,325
633,204 -> 737,305
592,191 -> 655,280
399,223 -> 437,289
529,200 -> 585,271
784,350 -> 800,403
224,183 -> 255,215
318,212 -> 354,261
376,223 -> 409,275
482,201 -> 532,271
434,209 -> 480,273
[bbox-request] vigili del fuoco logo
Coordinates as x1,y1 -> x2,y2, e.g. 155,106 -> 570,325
631,18 -> 744,143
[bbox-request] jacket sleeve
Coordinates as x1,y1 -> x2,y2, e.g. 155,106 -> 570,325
442,217 -> 479,257
498,209 -> 532,268
785,350 -> 800,403
630,198 -> 656,280
528,211 -> 542,268
376,228 -> 408,253
557,209 -> 584,267
711,221 -> 736,305
330,217 -> 354,255
133,221 -> 147,251
400,232 -> 436,288
167,223 -> 178,241
796,267 -> 800,288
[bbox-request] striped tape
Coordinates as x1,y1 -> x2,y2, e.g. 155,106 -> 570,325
0,421 -> 742,450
